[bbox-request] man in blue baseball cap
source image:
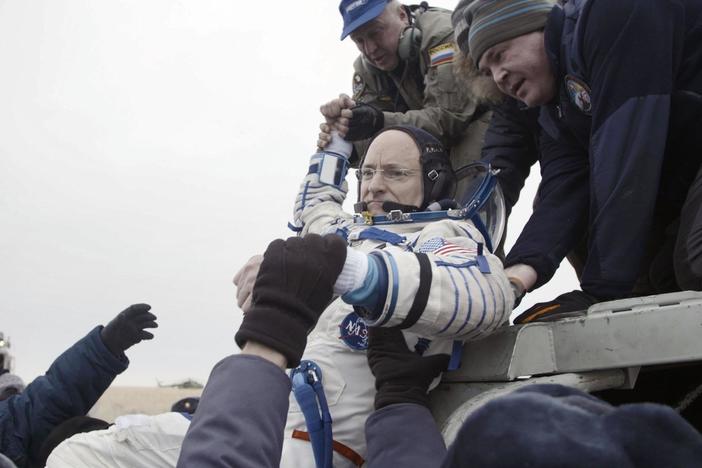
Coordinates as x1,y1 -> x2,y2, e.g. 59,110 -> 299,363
319,0 -> 492,171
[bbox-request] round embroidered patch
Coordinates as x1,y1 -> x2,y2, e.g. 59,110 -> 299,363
565,75 -> 592,115
338,311 -> 369,350
352,73 -> 365,100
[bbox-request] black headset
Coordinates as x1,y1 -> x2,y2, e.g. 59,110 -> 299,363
397,3 -> 425,62
360,3 -> 426,71
397,23 -> 422,62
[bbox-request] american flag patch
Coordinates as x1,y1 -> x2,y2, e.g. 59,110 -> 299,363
418,237 -> 445,253
433,242 -> 476,258
429,43 -> 454,67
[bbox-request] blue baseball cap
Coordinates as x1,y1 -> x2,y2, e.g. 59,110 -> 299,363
339,0 -> 388,40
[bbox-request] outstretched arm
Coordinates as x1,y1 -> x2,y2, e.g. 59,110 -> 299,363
341,219 -> 514,340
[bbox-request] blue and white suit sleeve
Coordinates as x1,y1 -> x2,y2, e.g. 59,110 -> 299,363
345,219 -> 514,341
293,137 -> 355,237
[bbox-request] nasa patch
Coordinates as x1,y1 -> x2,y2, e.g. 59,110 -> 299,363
565,75 -> 592,115
352,73 -> 365,100
338,311 -> 368,350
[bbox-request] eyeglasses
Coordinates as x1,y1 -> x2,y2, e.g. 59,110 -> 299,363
356,167 -> 417,181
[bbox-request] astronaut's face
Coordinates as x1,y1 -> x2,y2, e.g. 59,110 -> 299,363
350,3 -> 409,71
360,130 -> 423,215
477,31 -> 556,107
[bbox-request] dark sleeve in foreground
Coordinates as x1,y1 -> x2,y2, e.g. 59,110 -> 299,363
1,326 -> 128,467
365,403 -> 446,468
439,384 -> 702,467
481,98 -> 541,216
176,355 -> 291,468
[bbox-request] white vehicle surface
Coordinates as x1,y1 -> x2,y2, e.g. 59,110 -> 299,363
431,290 -> 702,443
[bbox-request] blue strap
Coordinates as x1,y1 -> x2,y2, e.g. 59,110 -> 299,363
476,242 -> 491,274
470,213 -> 494,253
357,227 -> 406,245
414,337 -> 431,355
448,340 -> 464,371
288,222 -> 303,233
290,360 -> 333,468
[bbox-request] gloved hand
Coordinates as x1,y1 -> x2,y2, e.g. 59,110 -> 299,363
235,234 -> 347,368
367,327 -> 450,410
101,304 -> 158,356
345,103 -> 384,141
513,290 -> 598,324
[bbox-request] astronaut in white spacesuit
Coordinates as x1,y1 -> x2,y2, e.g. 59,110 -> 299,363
235,124 -> 515,467
45,126 -> 513,468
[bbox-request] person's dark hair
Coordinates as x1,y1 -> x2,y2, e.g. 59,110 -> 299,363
35,416 -> 111,468
171,396 -> 200,415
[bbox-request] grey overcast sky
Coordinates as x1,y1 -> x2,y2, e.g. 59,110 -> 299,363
0,0 -> 576,386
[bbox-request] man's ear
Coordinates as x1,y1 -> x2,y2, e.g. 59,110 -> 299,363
398,3 -> 410,24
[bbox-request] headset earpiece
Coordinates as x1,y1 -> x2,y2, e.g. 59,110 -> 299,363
398,24 -> 422,62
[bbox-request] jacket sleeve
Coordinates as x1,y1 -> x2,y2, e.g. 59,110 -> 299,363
0,327 -> 127,467
365,403 -> 446,468
505,130 -> 590,289
176,355 -> 291,468
576,0 -> 682,299
355,219 -> 513,340
481,98 -> 540,216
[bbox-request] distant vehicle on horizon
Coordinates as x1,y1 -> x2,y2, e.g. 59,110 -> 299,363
156,378 -> 203,389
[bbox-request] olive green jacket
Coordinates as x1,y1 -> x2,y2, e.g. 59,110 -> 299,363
351,6 -> 490,169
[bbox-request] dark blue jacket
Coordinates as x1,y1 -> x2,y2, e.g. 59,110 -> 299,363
0,327 -> 127,467
506,0 -> 702,299
441,384 -> 702,467
481,97 -> 540,217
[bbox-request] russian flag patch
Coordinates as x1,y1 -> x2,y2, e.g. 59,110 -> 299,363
429,43 -> 454,67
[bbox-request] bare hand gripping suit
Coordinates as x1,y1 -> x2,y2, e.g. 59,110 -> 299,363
281,134 -> 513,467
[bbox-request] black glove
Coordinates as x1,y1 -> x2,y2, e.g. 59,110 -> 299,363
101,303 -> 158,356
367,327 -> 450,410
235,234 -> 347,368
513,290 -> 598,324
345,103 -> 384,141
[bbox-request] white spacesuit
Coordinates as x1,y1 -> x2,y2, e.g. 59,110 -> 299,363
44,127 -> 513,468
281,126 -> 514,467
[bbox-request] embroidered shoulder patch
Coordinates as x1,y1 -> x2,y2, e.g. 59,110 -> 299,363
419,237 -> 476,257
352,73 -> 365,100
565,75 -> 592,115
429,43 -> 454,67
338,311 -> 368,351
418,237 -> 445,253
433,242 -> 476,257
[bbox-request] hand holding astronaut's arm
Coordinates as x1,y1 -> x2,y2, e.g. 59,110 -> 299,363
504,263 -> 537,305
318,94 -> 355,148
345,103 -> 385,141
233,254 -> 264,313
